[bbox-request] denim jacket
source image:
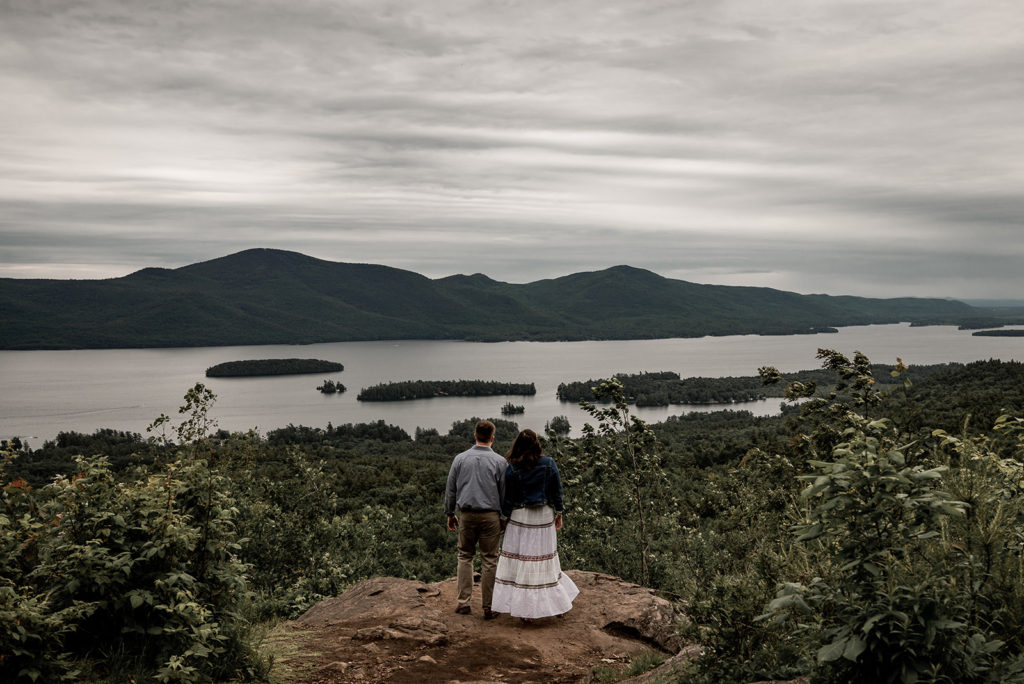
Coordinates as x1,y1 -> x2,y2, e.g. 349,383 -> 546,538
500,456 -> 564,518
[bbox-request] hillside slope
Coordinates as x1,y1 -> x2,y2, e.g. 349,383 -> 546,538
0,248 -> 978,349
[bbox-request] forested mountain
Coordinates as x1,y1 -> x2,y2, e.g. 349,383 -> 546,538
0,248 -> 981,349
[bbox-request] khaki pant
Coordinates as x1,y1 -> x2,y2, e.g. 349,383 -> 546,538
456,510 -> 501,610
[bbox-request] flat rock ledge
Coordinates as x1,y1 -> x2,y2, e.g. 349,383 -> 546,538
285,570 -> 692,683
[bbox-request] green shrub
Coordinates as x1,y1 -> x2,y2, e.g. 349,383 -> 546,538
765,351 -> 1024,683
555,378 -> 677,588
0,385 -> 266,682
0,467 -> 85,682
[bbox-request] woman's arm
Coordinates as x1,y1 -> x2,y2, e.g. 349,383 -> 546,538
548,458 -> 565,514
500,465 -> 518,518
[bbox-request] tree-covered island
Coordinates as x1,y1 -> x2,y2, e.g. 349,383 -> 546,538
500,402 -> 525,415
316,379 -> 346,394
357,379 -> 536,401
205,358 -> 343,377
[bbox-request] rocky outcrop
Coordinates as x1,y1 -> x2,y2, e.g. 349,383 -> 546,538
351,617 -> 450,647
295,576 -> 441,627
573,571 -> 684,653
282,570 -> 693,683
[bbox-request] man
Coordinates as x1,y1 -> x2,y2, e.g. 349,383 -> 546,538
445,419 -> 506,620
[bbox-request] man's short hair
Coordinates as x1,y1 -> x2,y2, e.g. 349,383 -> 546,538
475,419 -> 496,443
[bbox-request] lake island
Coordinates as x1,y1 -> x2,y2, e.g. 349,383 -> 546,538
205,358 -> 343,377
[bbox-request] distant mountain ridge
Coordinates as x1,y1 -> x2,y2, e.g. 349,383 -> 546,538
0,248 -> 982,349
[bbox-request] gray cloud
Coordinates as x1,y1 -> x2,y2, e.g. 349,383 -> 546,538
1,0 -> 1022,299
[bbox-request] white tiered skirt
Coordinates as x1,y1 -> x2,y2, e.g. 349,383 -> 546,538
491,505 -> 579,618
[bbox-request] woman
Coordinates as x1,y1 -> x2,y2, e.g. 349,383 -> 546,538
491,429 -> 579,621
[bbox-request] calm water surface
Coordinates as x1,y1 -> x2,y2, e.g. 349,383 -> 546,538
2,324 -> 1021,446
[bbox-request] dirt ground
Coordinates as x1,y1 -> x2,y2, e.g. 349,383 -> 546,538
264,570 -> 695,684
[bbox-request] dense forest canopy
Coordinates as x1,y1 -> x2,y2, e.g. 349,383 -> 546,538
0,248 -> 997,349
5,355 -> 1024,681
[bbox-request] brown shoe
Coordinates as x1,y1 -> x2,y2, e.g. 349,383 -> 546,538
483,609 -> 499,620
454,605 -> 471,615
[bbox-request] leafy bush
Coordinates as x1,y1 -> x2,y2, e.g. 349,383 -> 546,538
555,378 -> 676,588
0,385 -> 265,682
763,351 -> 1024,683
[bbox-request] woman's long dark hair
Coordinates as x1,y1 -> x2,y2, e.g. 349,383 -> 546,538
506,429 -> 542,467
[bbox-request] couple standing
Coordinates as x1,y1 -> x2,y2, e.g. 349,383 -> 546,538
444,420 -> 579,621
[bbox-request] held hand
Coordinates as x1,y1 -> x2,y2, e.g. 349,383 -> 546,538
554,513 -> 563,530
500,518 -> 508,532
447,515 -> 458,531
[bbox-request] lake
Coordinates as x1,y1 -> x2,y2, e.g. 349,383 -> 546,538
1,323 -> 1022,447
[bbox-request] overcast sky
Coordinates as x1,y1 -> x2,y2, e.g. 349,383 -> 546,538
1,0 -> 1021,298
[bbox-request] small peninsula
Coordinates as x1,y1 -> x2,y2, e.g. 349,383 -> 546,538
557,364 -> 962,407
206,358 -> 343,377
972,329 -> 1024,337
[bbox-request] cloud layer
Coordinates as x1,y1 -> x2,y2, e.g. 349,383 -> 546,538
2,0 -> 1021,297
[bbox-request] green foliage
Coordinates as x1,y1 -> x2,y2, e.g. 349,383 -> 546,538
10,354 -> 1024,682
558,371 -> 775,406
0,386 -> 265,682
683,571 -> 809,684
266,420 -> 410,446
445,417 -> 522,446
900,360 -> 1024,438
357,379 -> 536,401
591,650 -> 667,683
762,351 -> 1024,683
555,378 -> 676,587
205,358 -> 343,377
7,429 -> 151,487
934,421 -> 1024,652
0,460 -> 85,682
211,418 -> 485,618
546,415 -> 571,436
671,441 -> 811,683
208,436 -> 343,614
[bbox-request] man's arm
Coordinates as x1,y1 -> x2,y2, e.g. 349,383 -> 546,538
496,460 -> 507,510
499,463 -> 514,519
444,457 -> 460,518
